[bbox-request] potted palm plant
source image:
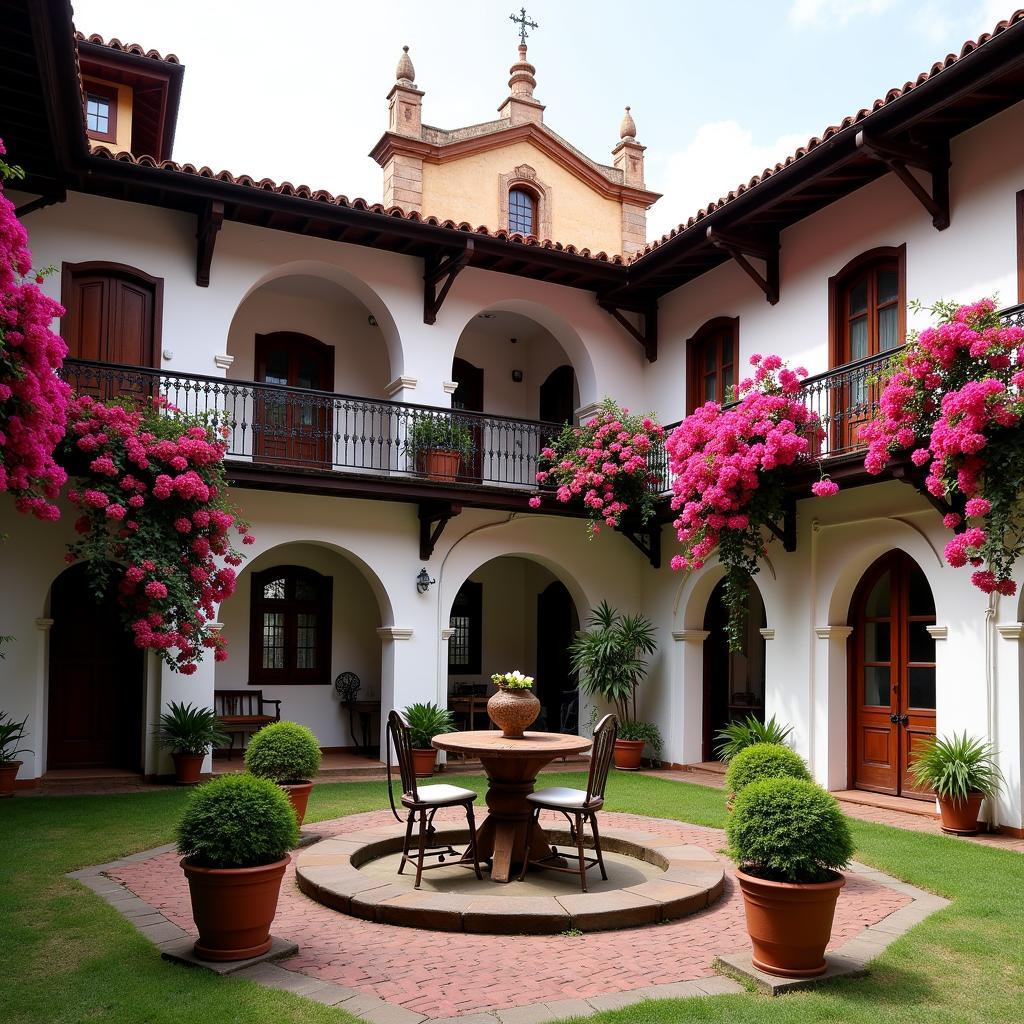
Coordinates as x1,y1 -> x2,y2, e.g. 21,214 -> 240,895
157,702 -> 228,785
403,702 -> 457,776
0,713 -> 30,798
244,721 -> 322,826
569,601 -> 659,769
910,732 -> 1004,835
728,777 -> 854,978
177,773 -> 299,962
714,714 -> 794,763
407,414 -> 474,482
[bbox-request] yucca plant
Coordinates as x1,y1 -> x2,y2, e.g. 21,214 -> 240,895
910,732 -> 1003,805
157,702 -> 228,755
714,714 -> 793,764
0,713 -> 31,764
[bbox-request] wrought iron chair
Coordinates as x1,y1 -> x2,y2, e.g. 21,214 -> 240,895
518,713 -> 618,892
385,710 -> 483,888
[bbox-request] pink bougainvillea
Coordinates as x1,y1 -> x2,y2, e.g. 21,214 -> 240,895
861,298 -> 1024,597
529,399 -> 665,535
0,140 -> 71,519
666,354 -> 835,649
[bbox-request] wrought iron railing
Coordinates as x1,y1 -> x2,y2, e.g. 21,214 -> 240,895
58,359 -> 560,490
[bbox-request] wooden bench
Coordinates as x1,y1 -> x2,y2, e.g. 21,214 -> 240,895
214,690 -> 281,758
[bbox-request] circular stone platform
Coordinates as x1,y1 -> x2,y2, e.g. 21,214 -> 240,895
295,821 -> 725,934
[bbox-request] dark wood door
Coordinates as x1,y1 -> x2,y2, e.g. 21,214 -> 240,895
47,564 -> 145,771
452,357 -> 484,480
254,332 -> 334,467
851,551 -> 936,798
539,365 -> 575,426
536,581 -> 579,733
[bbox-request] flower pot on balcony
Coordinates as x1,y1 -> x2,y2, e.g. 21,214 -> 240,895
424,449 -> 462,483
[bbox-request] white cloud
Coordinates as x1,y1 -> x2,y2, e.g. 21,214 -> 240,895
647,121 -> 811,239
788,0 -> 899,29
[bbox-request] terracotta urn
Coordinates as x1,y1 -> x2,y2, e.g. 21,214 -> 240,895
171,752 -> 205,785
487,685 -> 541,739
281,781 -> 314,827
937,792 -> 984,835
424,449 -> 462,482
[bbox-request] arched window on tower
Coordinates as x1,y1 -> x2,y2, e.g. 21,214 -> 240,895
508,188 -> 536,236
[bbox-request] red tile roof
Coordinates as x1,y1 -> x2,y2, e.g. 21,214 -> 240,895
630,8 -> 1024,263
75,31 -> 180,65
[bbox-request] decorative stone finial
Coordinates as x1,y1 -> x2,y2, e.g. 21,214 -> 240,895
508,43 -> 537,99
396,45 -> 415,84
620,105 -> 637,141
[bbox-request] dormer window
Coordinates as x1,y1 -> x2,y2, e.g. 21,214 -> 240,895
508,188 -> 536,236
83,82 -> 118,144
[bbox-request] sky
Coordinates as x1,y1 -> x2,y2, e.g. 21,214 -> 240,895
72,0 -> 1014,241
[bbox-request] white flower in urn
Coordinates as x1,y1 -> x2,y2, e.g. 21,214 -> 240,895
492,670 -> 535,690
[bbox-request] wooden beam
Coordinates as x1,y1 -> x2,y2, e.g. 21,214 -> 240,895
195,200 -> 224,287
418,501 -> 462,560
706,226 -> 780,304
598,299 -> 658,362
855,131 -> 950,230
423,240 -> 474,324
764,494 -> 797,553
617,520 -> 662,568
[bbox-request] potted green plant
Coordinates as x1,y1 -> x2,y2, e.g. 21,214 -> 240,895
157,702 -> 228,785
910,732 -> 1004,835
403,702 -> 457,776
715,714 -> 794,764
569,602 -> 658,769
724,742 -> 810,808
244,721 -> 322,826
407,414 -> 474,482
727,777 -> 854,978
177,773 -> 299,962
487,671 -> 540,739
0,713 -> 31,798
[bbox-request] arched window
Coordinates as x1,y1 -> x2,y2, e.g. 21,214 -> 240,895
686,317 -> 739,414
829,246 -> 906,368
249,566 -> 333,685
508,188 -> 536,236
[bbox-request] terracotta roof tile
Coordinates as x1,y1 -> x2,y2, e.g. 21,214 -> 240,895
630,9 -> 1024,263
75,31 -> 181,65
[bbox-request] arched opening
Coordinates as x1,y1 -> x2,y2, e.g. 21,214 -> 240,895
446,555 -> 581,734
848,549 -> 936,799
217,542 -> 387,766
46,562 -> 145,772
702,577 -> 767,761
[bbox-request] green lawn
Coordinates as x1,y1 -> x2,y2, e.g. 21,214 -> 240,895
2,772 -> 1022,1023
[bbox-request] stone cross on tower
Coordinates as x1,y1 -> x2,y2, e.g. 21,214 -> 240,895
509,7 -> 538,45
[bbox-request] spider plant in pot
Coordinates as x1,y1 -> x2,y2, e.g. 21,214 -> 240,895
177,773 -> 299,961
569,602 -> 658,769
0,713 -> 31,798
403,702 -> 456,776
157,702 -> 228,785
406,414 -> 475,482
244,721 -> 323,826
727,777 -> 854,978
910,732 -> 1004,835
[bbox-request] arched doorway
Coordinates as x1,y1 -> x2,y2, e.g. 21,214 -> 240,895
47,563 -> 145,771
849,550 -> 936,799
702,577 -> 767,760
536,581 -> 580,732
539,365 -> 576,427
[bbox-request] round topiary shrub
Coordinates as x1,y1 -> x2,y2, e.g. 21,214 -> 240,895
176,773 -> 299,868
244,721 -> 322,784
727,777 -> 854,883
725,742 -> 810,795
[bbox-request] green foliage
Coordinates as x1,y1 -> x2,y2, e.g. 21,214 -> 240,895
617,718 -> 663,753
0,712 -> 31,764
402,702 -> 456,749
714,713 -> 794,763
724,742 -> 809,794
406,414 -> 475,460
910,732 -> 1004,804
176,773 -> 298,868
727,777 -> 854,883
244,721 -> 322,784
156,702 -> 228,755
569,600 -> 658,724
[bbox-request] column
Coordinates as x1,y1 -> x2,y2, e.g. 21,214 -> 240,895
32,618 -> 54,780
995,623 -> 1024,831
671,630 -> 709,766
813,625 -> 853,790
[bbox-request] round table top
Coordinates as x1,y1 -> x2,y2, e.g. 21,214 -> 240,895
432,730 -> 592,759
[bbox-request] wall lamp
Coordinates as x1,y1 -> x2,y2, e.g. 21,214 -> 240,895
416,568 -> 436,594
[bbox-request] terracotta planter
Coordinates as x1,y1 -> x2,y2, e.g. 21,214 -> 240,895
281,781 -> 313,827
181,855 -> 289,962
938,791 -> 984,835
424,449 -> 462,482
171,752 -> 205,785
613,739 -> 645,771
735,868 -> 845,978
487,686 -> 541,739
412,747 -> 438,779
0,760 -> 21,798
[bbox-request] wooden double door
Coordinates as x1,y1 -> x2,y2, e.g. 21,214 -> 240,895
850,551 -> 936,799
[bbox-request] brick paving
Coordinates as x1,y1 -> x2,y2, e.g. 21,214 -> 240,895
109,809 -> 910,1020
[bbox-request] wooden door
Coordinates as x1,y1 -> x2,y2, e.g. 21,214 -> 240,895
536,581 -> 579,733
452,357 -> 484,480
850,551 -> 936,798
254,333 -> 334,467
47,564 -> 144,771
539,365 -> 575,426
